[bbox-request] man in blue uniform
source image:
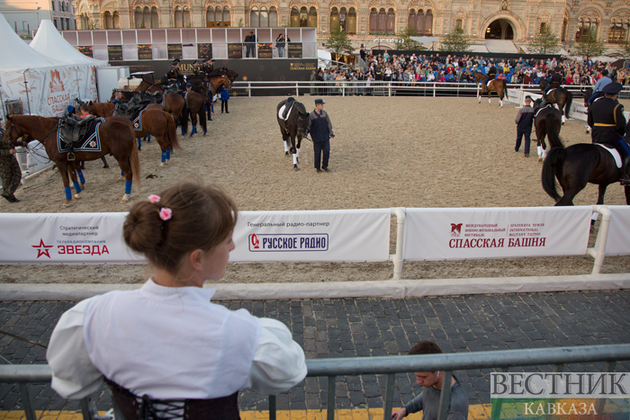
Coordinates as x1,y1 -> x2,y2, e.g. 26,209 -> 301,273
306,99 -> 334,173
587,82 -> 630,185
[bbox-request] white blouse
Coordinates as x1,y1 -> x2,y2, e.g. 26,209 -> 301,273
46,279 -> 307,400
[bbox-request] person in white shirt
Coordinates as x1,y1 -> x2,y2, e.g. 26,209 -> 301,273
46,182 -> 307,419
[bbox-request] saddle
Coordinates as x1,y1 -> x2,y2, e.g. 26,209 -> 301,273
595,143 -> 623,168
114,97 -> 150,120
60,115 -> 96,147
279,98 -> 296,121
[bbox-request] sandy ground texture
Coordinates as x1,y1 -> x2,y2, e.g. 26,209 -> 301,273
1,95 -> 628,285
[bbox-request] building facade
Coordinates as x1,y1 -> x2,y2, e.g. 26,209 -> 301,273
72,0 -> 630,51
0,0 -> 75,36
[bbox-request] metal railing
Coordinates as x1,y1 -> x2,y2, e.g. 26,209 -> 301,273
229,81 -> 607,98
3,344 -> 630,420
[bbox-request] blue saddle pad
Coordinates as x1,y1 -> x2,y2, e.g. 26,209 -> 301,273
57,118 -> 105,153
132,110 -> 145,131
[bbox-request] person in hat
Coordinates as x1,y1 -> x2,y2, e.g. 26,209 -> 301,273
202,58 -> 214,75
305,99 -> 335,173
164,60 -> 184,89
191,60 -> 202,76
514,95 -> 535,157
587,82 -> 630,185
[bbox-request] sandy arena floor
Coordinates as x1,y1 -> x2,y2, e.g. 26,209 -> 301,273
0,95 -> 628,284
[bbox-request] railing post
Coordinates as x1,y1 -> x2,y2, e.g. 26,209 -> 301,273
19,383 -> 37,420
295,82 -> 299,97
391,208 -> 405,281
327,375 -> 336,420
436,370 -> 453,420
248,82 -> 252,98
269,395 -> 277,420
589,205 -> 611,274
383,373 -> 396,420
80,396 -> 96,420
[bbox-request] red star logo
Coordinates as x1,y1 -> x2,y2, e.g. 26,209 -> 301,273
32,239 -> 53,259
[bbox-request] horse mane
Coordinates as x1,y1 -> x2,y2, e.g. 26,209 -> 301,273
294,101 -> 308,116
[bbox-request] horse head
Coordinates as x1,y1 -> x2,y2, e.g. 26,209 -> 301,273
4,115 -> 28,145
294,102 -> 309,138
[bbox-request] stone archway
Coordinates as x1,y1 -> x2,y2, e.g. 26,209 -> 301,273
485,18 -> 514,39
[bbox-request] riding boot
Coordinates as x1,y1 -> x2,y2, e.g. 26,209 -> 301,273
620,157 -> 630,186
67,145 -> 75,161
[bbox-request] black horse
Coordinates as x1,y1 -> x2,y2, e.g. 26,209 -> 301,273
581,87 -> 594,133
539,79 -> 573,123
542,113 -> 630,206
533,99 -> 562,161
277,97 -> 309,171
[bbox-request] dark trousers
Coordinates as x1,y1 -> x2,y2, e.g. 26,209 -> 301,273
313,140 -> 330,169
515,130 -> 531,155
221,100 -> 229,113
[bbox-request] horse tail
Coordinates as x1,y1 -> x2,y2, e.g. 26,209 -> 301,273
502,79 -> 508,99
564,91 -> 573,119
546,112 -> 565,149
166,113 -> 181,151
198,104 -> 207,133
129,126 -> 141,188
541,148 -> 564,202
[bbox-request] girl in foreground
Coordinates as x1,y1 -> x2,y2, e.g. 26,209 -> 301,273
47,183 -> 307,419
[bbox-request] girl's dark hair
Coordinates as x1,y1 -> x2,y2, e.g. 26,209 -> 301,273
123,183 -> 237,275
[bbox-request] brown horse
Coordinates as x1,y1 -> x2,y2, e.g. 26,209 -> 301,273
539,79 -> 573,124
474,72 -> 508,106
4,115 -> 140,207
89,102 -> 180,166
533,99 -> 562,162
180,90 -> 207,136
136,80 -> 185,128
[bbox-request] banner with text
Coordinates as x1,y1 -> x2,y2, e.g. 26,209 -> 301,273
0,213 -> 144,264
403,207 -> 592,260
231,209 -> 391,262
605,206 -> 630,256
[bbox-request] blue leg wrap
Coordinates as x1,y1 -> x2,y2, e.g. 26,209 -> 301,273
73,180 -> 82,193
620,139 -> 630,156
137,138 -> 142,148
64,186 -> 72,200
167,149 -> 171,160
161,152 -> 167,163
181,127 -> 185,136
77,171 -> 86,184
121,170 -> 124,176
191,125 -> 197,135
125,180 -> 132,195
147,135 -> 151,141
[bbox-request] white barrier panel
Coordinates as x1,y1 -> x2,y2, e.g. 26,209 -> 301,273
0,213 -> 144,264
605,206 -> 630,256
230,209 -> 391,262
403,207 -> 592,261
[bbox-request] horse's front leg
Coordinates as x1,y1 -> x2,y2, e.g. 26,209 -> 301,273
58,161 -> 73,208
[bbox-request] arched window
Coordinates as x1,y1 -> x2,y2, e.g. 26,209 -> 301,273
80,13 -> 89,29
222,7 -> 230,27
540,22 -> 546,34
608,20 -> 628,44
424,9 -> 433,35
456,18 -> 462,30
269,6 -> 278,27
290,7 -> 299,27
330,7 -> 339,32
150,7 -> 157,28
561,17 -> 568,42
576,18 -> 597,42
174,6 -> 183,27
408,10 -> 416,31
260,6 -> 269,27
183,6 -> 191,27
378,8 -> 386,33
308,7 -> 317,27
299,6 -> 308,27
135,7 -> 143,28
416,9 -> 424,33
386,8 -> 395,34
347,7 -> 356,34
250,6 -> 259,26
369,8 -> 378,33
206,7 -> 215,26
104,11 -> 113,29
143,6 -> 151,28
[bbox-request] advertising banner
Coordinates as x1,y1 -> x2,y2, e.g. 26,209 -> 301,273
78,46 -> 93,57
167,44 -> 182,60
0,213 -> 144,264
137,44 -> 152,60
231,209 -> 391,262
403,207 -> 592,260
108,45 -> 123,61
288,43 -> 302,58
197,43 -> 212,59
228,43 -> 243,59
257,43 -> 272,58
604,206 -> 630,255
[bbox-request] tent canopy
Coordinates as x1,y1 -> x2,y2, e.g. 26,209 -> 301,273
31,20 -> 106,66
0,13 -> 63,72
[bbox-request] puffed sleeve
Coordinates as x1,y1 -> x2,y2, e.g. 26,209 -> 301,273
243,318 -> 307,395
46,298 -> 103,399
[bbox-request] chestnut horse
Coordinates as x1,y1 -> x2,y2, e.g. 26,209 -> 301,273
136,80 -> 185,127
89,102 -> 181,166
4,115 -> 140,207
474,72 -> 507,106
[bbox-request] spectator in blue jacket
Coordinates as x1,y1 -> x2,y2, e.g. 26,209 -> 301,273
219,85 -> 230,114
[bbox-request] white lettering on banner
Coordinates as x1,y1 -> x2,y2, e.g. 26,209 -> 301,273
249,234 -> 328,252
58,245 -> 109,255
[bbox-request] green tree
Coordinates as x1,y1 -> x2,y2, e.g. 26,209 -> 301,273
573,27 -> 606,60
528,27 -> 561,54
323,29 -> 354,61
439,27 -> 471,52
395,27 -> 426,51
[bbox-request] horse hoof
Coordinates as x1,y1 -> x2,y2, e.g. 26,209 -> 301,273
159,163 -> 165,168
62,200 -> 72,208
121,194 -> 130,203
74,193 -> 81,199
80,184 -> 86,190
294,166 -> 300,171
103,164 -> 110,169
285,152 -> 289,156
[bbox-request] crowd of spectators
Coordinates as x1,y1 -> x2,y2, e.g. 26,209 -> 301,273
313,52 -> 629,92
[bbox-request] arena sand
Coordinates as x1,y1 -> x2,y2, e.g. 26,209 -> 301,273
1,96 -> 628,285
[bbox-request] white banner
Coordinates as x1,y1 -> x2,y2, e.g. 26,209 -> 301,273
403,207 -> 592,261
605,206 -> 630,256
0,213 -> 144,264
231,209 -> 391,262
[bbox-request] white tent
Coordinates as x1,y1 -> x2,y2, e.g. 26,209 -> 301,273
31,20 -> 106,66
0,14 -> 100,119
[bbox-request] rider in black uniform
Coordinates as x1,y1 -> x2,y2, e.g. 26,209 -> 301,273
484,64 -> 497,93
587,82 -> 630,185
163,59 -> 185,90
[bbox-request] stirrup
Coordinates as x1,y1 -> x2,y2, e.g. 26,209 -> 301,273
67,152 -> 76,161
620,177 -> 630,186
